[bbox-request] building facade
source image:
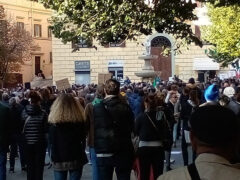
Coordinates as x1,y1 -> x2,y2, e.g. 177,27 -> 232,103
52,2 -> 233,85
52,31 -> 221,85
0,0 -> 52,84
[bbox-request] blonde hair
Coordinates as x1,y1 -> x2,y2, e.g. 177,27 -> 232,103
48,94 -> 85,124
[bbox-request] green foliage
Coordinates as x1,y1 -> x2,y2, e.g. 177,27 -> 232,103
36,0 -> 202,48
202,4 -> 240,65
32,0 -> 240,50
205,48 -> 236,67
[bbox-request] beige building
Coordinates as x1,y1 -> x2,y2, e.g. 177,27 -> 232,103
52,32 -> 220,85
0,0 -> 52,84
52,3 -> 231,85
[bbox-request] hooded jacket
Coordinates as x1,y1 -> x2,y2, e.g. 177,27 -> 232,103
93,96 -> 134,154
0,103 -> 11,148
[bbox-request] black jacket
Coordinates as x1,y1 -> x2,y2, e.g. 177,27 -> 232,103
22,104 -> 48,145
93,96 -> 134,154
135,105 -> 173,142
0,103 -> 11,148
49,122 -> 87,165
179,94 -> 190,120
10,103 -> 24,135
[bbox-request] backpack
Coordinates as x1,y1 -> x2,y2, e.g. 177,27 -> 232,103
154,106 -> 173,150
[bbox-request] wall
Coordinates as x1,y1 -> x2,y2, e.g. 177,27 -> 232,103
53,33 -> 210,84
0,0 -> 52,83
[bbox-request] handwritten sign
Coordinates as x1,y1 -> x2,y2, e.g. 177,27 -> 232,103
55,78 -> 71,91
98,73 -> 112,85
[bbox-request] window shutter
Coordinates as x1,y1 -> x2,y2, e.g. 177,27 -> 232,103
40,25 -> 42,37
34,24 -> 36,36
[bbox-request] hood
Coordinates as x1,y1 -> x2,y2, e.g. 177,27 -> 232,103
103,95 -> 127,107
25,104 -> 42,116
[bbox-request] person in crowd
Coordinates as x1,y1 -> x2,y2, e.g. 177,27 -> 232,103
39,88 -> 55,167
39,88 -> 54,115
48,94 -> 87,180
135,94 -> 171,179
200,84 -> 219,107
85,84 -> 105,180
20,90 -> 30,108
219,86 -> 240,117
186,78 -> 202,101
124,76 -> 131,85
8,97 -> 26,173
1,93 -> 9,107
158,105 -> 240,180
0,101 -> 11,180
180,90 -> 199,166
128,88 -> 144,118
93,79 -> 134,180
165,92 -> 178,171
38,70 -> 45,79
22,91 -> 48,180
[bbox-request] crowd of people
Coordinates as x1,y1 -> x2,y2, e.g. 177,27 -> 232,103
0,77 -> 240,180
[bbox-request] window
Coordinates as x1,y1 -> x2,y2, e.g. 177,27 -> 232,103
48,26 -> 52,38
17,22 -> 24,31
34,24 -> 42,37
50,52 -> 52,63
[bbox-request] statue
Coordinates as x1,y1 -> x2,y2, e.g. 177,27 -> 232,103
143,40 -> 151,55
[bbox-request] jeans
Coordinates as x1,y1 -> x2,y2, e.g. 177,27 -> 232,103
173,123 -> 178,143
96,153 -> 133,180
25,143 -> 46,180
138,146 -> 164,180
9,134 -> 26,169
54,169 -> 83,180
90,148 -> 98,180
0,147 -> 7,180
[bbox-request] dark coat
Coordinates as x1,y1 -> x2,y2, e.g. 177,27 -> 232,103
22,104 -> 48,145
0,103 -> 11,148
136,111 -> 164,142
10,103 -> 24,135
128,93 -> 144,118
49,122 -> 87,166
93,96 -> 134,154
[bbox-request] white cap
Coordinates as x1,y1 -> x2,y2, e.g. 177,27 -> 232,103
223,87 -> 235,98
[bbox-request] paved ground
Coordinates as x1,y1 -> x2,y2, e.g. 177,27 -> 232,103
7,140 -> 193,180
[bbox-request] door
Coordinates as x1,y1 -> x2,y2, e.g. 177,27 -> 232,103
150,36 -> 172,81
35,56 -> 41,75
75,71 -> 90,85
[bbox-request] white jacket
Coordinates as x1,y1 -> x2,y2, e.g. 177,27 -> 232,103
158,153 -> 240,180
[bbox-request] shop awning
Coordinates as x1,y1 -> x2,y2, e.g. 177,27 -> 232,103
193,58 -> 220,70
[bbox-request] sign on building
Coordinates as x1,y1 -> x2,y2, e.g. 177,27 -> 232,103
75,61 -> 90,71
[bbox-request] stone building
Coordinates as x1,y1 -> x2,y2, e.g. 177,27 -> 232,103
52,3 -> 230,85
52,31 -> 222,85
0,0 -> 52,84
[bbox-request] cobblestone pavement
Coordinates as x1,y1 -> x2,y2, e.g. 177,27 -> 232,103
7,140 -> 192,180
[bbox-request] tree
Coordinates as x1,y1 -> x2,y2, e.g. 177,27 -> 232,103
0,6 -> 33,87
201,4 -> 240,66
33,0 -> 240,50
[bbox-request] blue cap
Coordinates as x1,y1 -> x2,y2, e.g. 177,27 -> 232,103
204,84 -> 219,101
